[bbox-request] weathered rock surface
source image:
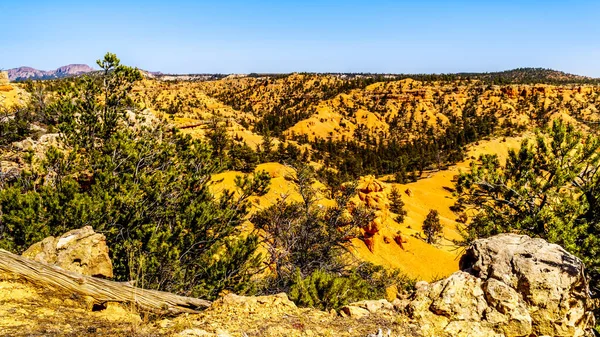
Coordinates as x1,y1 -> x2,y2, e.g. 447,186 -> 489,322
341,299 -> 396,318
356,176 -> 393,252
22,226 -> 113,278
168,292 -> 408,336
406,234 -> 595,337
176,329 -> 232,337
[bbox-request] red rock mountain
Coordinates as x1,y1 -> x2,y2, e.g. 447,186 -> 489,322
7,64 -> 94,81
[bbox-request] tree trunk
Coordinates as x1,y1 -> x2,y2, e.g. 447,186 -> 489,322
0,249 -> 210,315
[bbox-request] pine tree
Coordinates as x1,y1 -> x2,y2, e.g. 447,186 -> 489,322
389,186 -> 407,223
206,119 -> 230,167
251,163 -> 375,282
394,169 -> 407,184
259,131 -> 274,162
423,209 -> 443,244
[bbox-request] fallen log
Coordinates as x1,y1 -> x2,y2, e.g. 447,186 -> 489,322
0,249 -> 211,315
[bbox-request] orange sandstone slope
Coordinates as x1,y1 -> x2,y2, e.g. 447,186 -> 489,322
208,136 -> 526,282
137,75 -> 600,149
283,79 -> 600,142
348,134 -> 526,281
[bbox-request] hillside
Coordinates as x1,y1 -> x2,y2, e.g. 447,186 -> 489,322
126,73 -> 600,281
0,73 -> 27,107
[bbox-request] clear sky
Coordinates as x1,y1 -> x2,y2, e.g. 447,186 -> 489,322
1,0 -> 599,76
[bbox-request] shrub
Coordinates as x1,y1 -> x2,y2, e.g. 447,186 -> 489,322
287,263 -> 415,311
288,269 -> 371,310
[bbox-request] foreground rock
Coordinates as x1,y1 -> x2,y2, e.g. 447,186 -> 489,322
22,226 -> 113,278
166,293 -> 408,336
5,229 -> 596,336
405,234 -> 595,337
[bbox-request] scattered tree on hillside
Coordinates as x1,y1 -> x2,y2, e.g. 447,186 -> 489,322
259,131 -> 274,162
206,119 -> 230,166
389,186 -> 407,223
394,166 -> 407,184
423,209 -> 443,244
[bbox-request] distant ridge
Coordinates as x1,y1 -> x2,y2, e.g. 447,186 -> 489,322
456,68 -> 593,84
149,67 -> 598,85
7,64 -> 95,81
4,65 -> 597,85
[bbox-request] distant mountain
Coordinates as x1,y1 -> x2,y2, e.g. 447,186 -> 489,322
6,64 -> 95,81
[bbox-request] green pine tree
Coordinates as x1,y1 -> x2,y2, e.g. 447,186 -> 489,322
389,186 -> 407,223
423,209 -> 443,244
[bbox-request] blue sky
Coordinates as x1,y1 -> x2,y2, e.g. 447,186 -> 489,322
1,1 -> 599,76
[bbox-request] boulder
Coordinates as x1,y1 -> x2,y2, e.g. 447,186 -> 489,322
407,234 -> 595,337
461,234 -> 594,336
22,226 -> 113,278
346,299 -> 394,313
340,299 -> 397,319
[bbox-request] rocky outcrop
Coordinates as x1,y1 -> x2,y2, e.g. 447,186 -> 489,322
404,234 -> 595,337
339,234 -> 595,336
3,133 -> 61,178
357,175 -> 389,210
356,176 -> 391,252
22,226 -> 113,278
